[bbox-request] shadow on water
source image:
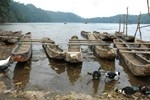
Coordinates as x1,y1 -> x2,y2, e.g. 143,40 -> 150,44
65,63 -> 82,85
13,60 -> 31,90
48,58 -> 82,85
46,46 -> 118,95
49,59 -> 66,74
97,58 -> 115,71
94,58 -> 117,94
120,62 -> 150,86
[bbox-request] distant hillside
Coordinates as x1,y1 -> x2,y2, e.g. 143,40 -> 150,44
86,14 -> 150,24
8,1 -> 84,22
7,1 -> 150,24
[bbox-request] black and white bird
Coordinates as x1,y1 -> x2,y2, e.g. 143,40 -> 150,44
87,68 -> 101,80
138,85 -> 150,95
116,86 -> 137,96
105,71 -> 120,82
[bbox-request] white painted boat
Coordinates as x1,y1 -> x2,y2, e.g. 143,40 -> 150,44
0,56 -> 11,69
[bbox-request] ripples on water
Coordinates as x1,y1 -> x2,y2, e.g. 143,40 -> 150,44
1,23 -> 150,95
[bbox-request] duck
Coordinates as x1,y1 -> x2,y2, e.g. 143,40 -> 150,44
138,85 -> 150,95
87,67 -> 101,80
105,71 -> 120,82
116,86 -> 137,96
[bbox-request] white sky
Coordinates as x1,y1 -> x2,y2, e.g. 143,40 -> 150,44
14,0 -> 148,18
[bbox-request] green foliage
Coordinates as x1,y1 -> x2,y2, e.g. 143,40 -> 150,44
8,1 -> 84,22
0,0 -> 11,22
6,1 -> 150,23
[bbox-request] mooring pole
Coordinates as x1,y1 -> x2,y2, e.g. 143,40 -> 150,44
125,7 -> 128,36
118,17 -> 121,33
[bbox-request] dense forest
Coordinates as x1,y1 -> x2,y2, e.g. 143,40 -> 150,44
1,1 -> 150,23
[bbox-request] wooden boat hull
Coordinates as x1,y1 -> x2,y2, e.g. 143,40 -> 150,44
0,31 -> 23,44
93,31 -> 115,41
42,37 -> 65,60
114,39 -> 150,76
12,32 -> 32,62
66,36 -> 83,63
95,46 -> 116,60
119,51 -> 150,76
43,44 -> 66,60
88,33 -> 116,60
81,31 -> 89,39
66,51 -> 83,63
12,46 -> 32,62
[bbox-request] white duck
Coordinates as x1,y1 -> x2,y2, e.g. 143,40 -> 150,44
0,56 -> 11,67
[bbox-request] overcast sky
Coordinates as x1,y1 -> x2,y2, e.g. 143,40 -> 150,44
14,0 -> 148,18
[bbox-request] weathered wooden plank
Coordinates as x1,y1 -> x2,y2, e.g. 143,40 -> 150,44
116,47 -> 150,50
68,43 -> 110,46
0,36 -> 19,39
115,42 -> 150,45
68,41 -> 100,43
69,39 -> 101,41
120,50 -> 150,54
17,42 -> 58,45
20,39 -> 54,43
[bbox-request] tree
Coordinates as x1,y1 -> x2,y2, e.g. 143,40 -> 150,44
0,0 -> 11,22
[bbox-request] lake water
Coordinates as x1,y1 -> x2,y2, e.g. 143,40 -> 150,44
0,23 -> 150,96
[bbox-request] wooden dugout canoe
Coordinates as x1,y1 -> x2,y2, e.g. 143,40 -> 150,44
66,36 -> 83,63
114,38 -> 150,76
11,32 -> 32,62
42,37 -> 66,60
88,33 -> 116,60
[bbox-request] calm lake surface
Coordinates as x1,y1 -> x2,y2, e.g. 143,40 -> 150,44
0,23 -> 150,95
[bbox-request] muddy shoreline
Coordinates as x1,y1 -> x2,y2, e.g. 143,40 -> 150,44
1,40 -> 150,99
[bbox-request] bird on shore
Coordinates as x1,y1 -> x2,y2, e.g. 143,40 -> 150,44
116,86 -> 137,96
138,85 -> 150,95
105,71 -> 120,82
87,67 -> 101,80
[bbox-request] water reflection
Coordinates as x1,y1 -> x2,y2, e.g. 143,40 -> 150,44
92,80 -> 100,94
13,60 -> 31,90
66,64 -> 82,85
48,59 -> 65,74
48,58 -> 82,85
97,58 -> 115,71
